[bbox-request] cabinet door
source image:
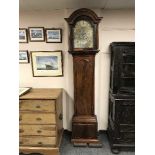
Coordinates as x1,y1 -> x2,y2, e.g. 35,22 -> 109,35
115,99 -> 135,143
110,43 -> 135,94
73,55 -> 95,115
116,100 -> 135,124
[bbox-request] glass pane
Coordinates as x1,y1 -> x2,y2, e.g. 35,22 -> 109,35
73,20 -> 93,48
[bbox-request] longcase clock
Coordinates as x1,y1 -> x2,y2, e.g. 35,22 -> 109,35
65,8 -> 102,145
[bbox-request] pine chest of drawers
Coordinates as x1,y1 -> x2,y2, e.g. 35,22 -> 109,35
19,88 -> 63,155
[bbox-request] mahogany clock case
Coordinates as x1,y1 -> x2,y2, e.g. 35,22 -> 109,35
65,8 -> 102,145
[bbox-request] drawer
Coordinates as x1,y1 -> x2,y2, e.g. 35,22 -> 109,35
120,124 -> 135,132
19,113 -> 56,124
19,136 -> 56,147
19,125 -> 56,136
19,100 -> 55,113
119,132 -> 135,140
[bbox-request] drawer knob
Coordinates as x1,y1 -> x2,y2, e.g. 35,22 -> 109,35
20,141 -> 23,145
19,116 -> 22,121
36,117 -> 42,121
38,142 -> 43,145
59,114 -> 63,120
19,129 -> 24,133
37,130 -> 42,133
36,105 -> 41,108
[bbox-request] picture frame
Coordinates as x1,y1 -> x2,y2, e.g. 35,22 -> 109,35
19,28 -> 28,43
28,27 -> 45,42
31,51 -> 63,77
45,28 -> 62,43
19,50 -> 29,63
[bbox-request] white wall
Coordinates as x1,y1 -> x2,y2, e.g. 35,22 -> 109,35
19,9 -> 135,130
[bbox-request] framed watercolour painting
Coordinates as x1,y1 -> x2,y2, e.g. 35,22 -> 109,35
28,27 -> 45,42
19,50 -> 29,63
45,29 -> 62,43
19,28 -> 28,43
31,51 -> 63,77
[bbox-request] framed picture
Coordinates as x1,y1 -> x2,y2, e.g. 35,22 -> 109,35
28,27 -> 45,42
31,51 -> 63,77
19,28 -> 28,43
45,28 -> 62,43
19,50 -> 29,63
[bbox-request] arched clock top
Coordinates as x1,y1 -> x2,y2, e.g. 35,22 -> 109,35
64,8 -> 102,25
65,8 -> 102,53
64,8 -> 102,145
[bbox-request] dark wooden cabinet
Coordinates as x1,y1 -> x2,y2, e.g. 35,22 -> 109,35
65,8 -> 102,145
107,42 -> 135,153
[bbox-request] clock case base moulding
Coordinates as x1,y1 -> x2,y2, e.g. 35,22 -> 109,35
71,115 -> 101,146
65,8 -> 102,146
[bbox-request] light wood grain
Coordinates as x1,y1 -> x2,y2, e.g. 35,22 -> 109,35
19,88 -> 63,155
19,113 -> 56,124
19,125 -> 56,136
20,88 -> 62,100
20,136 -> 56,146
19,100 -> 55,113
20,146 -> 59,155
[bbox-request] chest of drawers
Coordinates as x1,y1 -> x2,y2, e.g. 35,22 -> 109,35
19,88 -> 63,155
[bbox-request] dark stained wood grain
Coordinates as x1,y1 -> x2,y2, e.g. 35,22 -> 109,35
65,8 -> 102,144
73,55 -> 95,115
108,42 -> 135,153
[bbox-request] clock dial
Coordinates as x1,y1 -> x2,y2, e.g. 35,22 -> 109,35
73,20 -> 93,48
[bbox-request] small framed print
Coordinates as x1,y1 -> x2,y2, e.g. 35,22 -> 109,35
45,28 -> 62,43
31,51 -> 63,77
19,28 -> 28,43
19,50 -> 29,63
28,27 -> 45,42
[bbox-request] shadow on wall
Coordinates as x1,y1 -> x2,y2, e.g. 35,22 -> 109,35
63,89 -> 74,131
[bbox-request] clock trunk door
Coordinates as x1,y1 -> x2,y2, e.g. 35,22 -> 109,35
73,55 -> 94,115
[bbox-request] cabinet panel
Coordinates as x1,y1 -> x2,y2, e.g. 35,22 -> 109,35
122,54 -> 135,63
121,64 -> 135,77
117,104 -> 135,124
72,123 -> 97,139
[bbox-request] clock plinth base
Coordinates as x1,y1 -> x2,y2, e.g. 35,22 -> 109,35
71,115 -> 100,145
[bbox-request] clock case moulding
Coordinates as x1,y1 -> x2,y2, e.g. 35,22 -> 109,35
65,8 -> 102,146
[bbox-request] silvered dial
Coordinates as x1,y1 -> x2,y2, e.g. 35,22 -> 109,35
73,20 -> 93,48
